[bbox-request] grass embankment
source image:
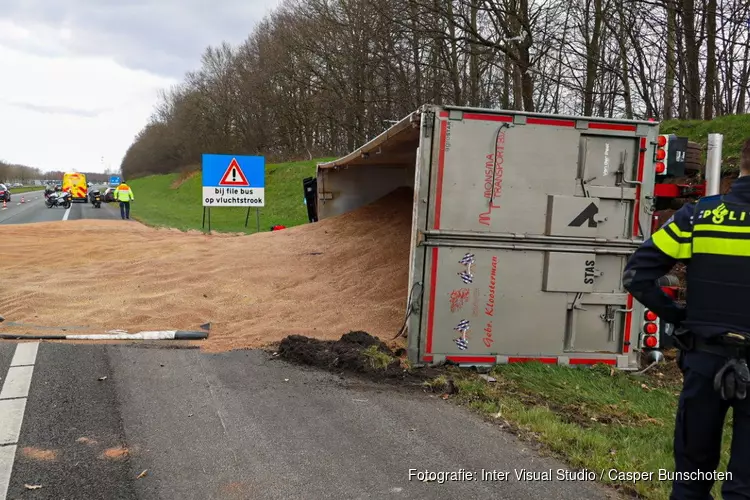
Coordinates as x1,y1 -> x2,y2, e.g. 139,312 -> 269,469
431,361 -> 730,500
125,159 -> 333,232
662,113 -> 750,171
10,186 -> 45,194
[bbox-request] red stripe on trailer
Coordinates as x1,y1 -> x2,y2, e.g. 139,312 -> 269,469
632,137 -> 647,237
439,111 -> 449,118
434,120 -> 447,229
446,356 -> 496,363
623,294 -> 634,353
569,358 -> 617,365
508,357 -> 557,364
589,122 -> 637,132
463,113 -> 513,122
424,247 -> 439,354
423,355 -> 433,362
526,118 -> 575,127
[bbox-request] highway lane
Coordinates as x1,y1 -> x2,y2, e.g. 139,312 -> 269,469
0,186 -> 120,225
0,343 -> 622,500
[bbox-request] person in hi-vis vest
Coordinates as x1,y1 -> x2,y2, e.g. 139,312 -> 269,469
114,182 -> 135,220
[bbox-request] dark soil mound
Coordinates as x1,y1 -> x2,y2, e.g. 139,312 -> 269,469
277,331 -> 444,384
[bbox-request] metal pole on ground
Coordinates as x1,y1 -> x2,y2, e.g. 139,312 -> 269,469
255,208 -> 260,233
208,207 -> 211,233
202,207 -> 206,229
0,330 -> 209,341
245,206 -> 251,228
706,133 -> 723,196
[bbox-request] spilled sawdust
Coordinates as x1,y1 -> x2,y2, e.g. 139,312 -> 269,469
0,188 -> 413,352
21,447 -> 58,461
100,447 -> 130,460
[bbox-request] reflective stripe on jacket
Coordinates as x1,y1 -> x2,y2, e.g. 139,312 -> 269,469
650,188 -> 750,337
115,184 -> 134,202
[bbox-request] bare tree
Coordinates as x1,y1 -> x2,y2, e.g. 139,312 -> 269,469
117,0 -> 750,180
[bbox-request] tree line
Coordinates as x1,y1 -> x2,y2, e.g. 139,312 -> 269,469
0,161 -> 111,184
120,0 -> 750,179
0,161 -> 42,184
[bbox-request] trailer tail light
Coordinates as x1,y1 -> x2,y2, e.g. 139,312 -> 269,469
641,308 -> 660,349
643,335 -> 658,348
655,135 -> 669,175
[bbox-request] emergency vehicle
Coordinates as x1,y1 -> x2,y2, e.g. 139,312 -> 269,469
62,172 -> 88,203
311,104 -> 719,371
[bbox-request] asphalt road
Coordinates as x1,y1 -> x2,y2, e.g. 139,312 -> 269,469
0,343 -> 621,500
0,186 -> 120,225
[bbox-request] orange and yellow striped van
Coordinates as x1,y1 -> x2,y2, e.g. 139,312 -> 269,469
62,172 -> 88,202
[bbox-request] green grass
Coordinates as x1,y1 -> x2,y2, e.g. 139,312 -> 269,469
661,114 -> 750,171
361,345 -> 396,370
442,361 -> 732,499
125,158 -> 334,233
8,186 -> 45,194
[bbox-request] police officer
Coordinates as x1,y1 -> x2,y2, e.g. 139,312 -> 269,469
623,139 -> 750,499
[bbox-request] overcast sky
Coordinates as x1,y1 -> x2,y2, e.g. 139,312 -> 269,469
0,0 -> 281,174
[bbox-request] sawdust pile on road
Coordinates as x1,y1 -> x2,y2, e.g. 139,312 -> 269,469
0,188 -> 413,352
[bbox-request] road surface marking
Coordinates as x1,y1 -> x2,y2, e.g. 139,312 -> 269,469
0,446 -> 15,500
0,367 -> 34,400
0,342 -> 39,499
62,206 -> 71,221
0,399 -> 26,444
10,343 -> 38,367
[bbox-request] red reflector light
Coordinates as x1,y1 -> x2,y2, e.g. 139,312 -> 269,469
644,335 -> 658,348
656,149 -> 666,160
657,135 -> 668,147
644,322 -> 658,335
645,311 -> 658,322
655,162 -> 666,173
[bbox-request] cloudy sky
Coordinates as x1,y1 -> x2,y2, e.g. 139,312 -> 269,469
0,0 -> 282,174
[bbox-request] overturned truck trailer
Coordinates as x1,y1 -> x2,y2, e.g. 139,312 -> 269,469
316,105 -> 670,371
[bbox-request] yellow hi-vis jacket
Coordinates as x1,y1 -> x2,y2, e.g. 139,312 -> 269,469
115,184 -> 134,202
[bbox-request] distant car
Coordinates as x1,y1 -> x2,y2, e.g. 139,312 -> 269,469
0,184 -> 10,202
103,187 -> 116,202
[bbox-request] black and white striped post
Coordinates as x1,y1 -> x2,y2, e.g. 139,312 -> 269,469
0,330 -> 208,341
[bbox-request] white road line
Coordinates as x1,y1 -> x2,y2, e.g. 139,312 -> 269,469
0,342 -> 39,499
10,344 -> 38,367
62,206 -> 71,221
0,446 -> 15,500
0,399 -> 26,444
0,367 -> 34,400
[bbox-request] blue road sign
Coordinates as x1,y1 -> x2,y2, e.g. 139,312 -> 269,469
202,154 -> 265,207
109,175 -> 121,185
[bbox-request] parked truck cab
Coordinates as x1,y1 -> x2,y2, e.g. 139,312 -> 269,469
62,172 -> 88,203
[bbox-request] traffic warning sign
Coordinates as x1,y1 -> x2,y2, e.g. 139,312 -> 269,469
201,154 -> 266,207
219,158 -> 250,186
